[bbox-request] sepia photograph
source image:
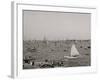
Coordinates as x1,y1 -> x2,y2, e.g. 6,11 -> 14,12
23,10 -> 91,69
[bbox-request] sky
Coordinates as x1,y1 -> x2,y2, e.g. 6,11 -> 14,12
23,10 -> 91,40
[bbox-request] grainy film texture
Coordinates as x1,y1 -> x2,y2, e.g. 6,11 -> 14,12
23,10 -> 91,69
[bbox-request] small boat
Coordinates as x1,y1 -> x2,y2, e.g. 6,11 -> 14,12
64,44 -> 80,59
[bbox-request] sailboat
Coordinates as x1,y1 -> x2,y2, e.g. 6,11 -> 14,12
64,44 -> 80,59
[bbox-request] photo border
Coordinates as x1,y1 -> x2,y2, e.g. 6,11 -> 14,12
11,1 -> 97,78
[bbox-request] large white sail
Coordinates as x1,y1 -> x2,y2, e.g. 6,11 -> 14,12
71,44 -> 79,57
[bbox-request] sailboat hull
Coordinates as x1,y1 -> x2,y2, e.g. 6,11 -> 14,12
64,56 -> 79,59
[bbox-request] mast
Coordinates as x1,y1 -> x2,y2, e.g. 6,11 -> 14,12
43,36 -> 48,46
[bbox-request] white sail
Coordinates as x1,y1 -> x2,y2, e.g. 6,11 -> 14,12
71,44 -> 79,57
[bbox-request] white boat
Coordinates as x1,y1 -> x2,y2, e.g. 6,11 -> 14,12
64,44 -> 80,59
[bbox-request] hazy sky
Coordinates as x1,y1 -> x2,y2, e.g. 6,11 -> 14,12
23,10 -> 91,40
